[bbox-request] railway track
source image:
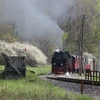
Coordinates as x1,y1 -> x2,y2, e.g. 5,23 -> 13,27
43,73 -> 100,96
47,74 -> 100,86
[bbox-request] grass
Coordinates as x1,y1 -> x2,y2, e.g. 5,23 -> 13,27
0,65 -> 97,100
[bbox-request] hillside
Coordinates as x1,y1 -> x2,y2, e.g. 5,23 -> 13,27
0,0 -> 100,60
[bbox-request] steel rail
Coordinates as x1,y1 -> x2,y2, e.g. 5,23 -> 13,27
47,76 -> 100,94
47,76 -> 100,85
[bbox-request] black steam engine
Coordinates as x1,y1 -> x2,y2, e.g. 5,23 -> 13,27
51,49 -> 92,74
51,50 -> 76,74
52,51 -> 66,74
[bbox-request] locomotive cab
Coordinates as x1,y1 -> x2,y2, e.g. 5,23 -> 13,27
64,51 -> 75,73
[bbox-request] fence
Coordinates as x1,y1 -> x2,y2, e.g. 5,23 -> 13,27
85,70 -> 100,81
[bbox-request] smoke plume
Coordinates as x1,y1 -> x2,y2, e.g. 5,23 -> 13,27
1,0 -> 75,49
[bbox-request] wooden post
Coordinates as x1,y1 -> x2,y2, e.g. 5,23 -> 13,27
93,71 -> 94,81
90,71 -> 92,81
96,71 -> 97,81
85,70 -> 86,80
87,70 -> 89,80
81,81 -> 84,94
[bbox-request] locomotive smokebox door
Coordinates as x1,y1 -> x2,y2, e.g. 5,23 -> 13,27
4,56 -> 26,79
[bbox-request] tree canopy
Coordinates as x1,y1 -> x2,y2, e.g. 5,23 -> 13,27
0,0 -> 100,61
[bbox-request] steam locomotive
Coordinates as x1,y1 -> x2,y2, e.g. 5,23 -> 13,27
51,50 -> 66,74
51,50 -> 91,74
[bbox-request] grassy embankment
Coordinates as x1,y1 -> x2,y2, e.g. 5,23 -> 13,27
0,65 -> 95,100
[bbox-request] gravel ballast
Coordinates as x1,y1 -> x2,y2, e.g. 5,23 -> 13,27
40,75 -> 100,97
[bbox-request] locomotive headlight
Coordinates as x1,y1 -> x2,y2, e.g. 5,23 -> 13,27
61,63 -> 63,65
54,63 -> 56,65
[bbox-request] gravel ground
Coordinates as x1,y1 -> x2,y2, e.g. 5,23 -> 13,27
40,74 -> 100,99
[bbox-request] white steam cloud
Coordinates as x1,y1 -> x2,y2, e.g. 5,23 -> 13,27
1,0 -> 75,49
